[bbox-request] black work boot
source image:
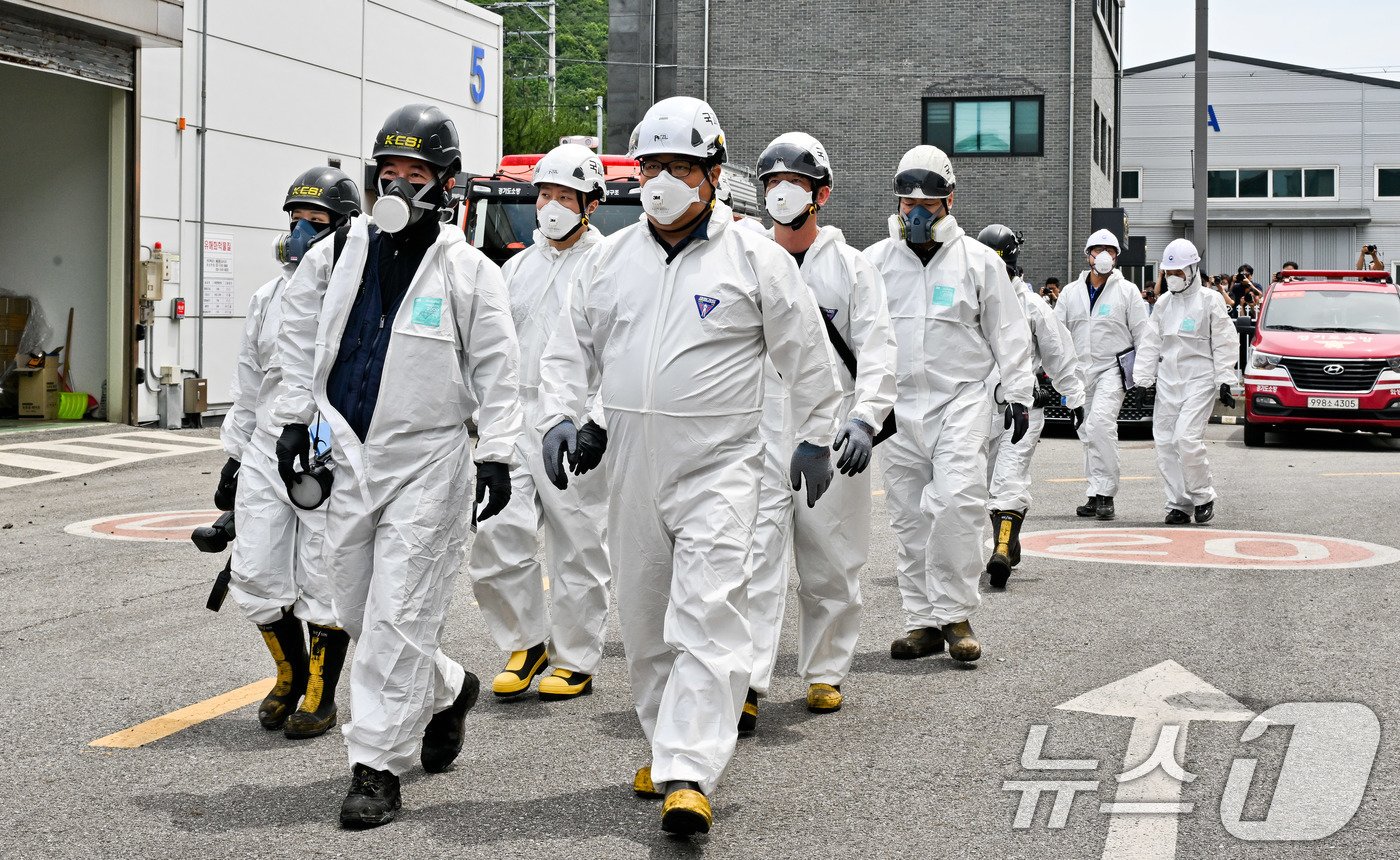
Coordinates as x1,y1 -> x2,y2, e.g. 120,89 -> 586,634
986,510 -> 1023,589
1076,496 -> 1099,517
256,610 -> 308,730
284,624 -> 350,739
1008,510 -> 1025,567
421,672 -> 481,773
1095,495 -> 1116,521
1165,509 -> 1191,525
890,627 -> 944,659
941,620 -> 982,663
1194,501 -> 1215,523
737,688 -> 759,735
339,763 -> 401,829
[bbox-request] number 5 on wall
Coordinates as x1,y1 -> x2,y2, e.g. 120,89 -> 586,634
470,46 -> 487,104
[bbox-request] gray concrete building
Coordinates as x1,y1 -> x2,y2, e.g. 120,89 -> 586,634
608,0 -> 1124,281
1122,52 -> 1400,284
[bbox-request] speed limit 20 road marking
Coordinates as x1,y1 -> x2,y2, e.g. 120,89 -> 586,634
1019,528 -> 1400,570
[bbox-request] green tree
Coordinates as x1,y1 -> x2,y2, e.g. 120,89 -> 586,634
470,0 -> 608,154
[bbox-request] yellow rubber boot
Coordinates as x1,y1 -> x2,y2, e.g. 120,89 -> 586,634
806,683 -> 843,713
255,610 -> 307,730
491,642 -> 548,697
537,668 -> 593,701
285,624 -> 350,739
633,765 -> 663,799
661,783 -> 712,836
737,688 -> 758,735
942,620 -> 982,663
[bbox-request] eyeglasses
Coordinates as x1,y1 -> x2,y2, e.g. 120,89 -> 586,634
639,159 -> 701,179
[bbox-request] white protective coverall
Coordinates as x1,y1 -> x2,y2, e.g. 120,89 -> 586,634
271,216 -> 522,775
747,225 -> 896,693
467,227 -> 611,675
221,266 -> 333,626
1132,274 -> 1237,512
986,276 -> 1087,512
539,202 -> 842,795
1055,269 -> 1149,498
864,215 -> 1033,630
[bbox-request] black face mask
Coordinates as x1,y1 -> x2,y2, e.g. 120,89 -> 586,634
373,176 -> 443,233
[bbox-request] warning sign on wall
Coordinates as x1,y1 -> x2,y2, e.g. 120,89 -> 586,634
202,233 -> 235,317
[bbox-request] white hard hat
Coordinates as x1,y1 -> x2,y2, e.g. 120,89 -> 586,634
758,132 -> 834,189
1161,238 -> 1201,269
628,96 -> 727,163
532,143 -> 607,197
1084,228 -> 1121,253
893,145 -> 955,199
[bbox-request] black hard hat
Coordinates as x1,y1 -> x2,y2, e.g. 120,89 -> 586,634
372,103 -> 462,173
977,224 -> 1023,269
283,166 -> 362,218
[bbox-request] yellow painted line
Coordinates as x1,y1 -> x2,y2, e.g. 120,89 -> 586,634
1321,472 -> 1400,477
90,678 -> 273,749
1044,476 -> 1154,484
871,489 -> 885,497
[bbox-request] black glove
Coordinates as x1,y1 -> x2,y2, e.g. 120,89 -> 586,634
475,462 -> 511,522
1070,405 -> 1086,431
572,420 -> 608,475
833,419 -> 874,477
276,424 -> 311,491
1219,383 -> 1236,409
1004,402 -> 1030,445
542,419 -> 577,490
789,441 -> 834,508
214,457 -> 240,511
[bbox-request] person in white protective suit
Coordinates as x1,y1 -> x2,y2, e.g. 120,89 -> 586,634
271,104 -> 522,829
974,225 -> 1087,588
536,97 -> 842,837
467,143 -> 613,701
1132,237 -> 1238,524
863,145 -> 1034,664
742,131 -> 896,727
1055,228 -> 1150,521
216,167 -> 361,739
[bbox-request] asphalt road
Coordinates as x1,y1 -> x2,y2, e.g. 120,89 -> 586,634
1,421 -> 1397,859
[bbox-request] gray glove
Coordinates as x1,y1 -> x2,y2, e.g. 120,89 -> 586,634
789,440 -> 833,508
542,419 -> 577,490
832,419 -> 874,477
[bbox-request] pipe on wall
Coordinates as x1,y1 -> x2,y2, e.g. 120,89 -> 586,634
1066,0 -> 1076,279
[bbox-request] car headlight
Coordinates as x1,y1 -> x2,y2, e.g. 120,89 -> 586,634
1251,352 -> 1283,370
1386,356 -> 1400,372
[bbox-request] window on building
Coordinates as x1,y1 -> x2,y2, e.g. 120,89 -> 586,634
1376,167 -> 1400,198
1092,104 -> 1101,167
1206,167 -> 1337,199
923,96 -> 1043,156
1207,170 -> 1237,198
1120,169 -> 1141,201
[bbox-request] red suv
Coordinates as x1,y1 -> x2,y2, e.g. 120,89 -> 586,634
1240,270 -> 1400,446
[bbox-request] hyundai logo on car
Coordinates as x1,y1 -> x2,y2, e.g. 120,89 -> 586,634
1323,364 -> 1346,375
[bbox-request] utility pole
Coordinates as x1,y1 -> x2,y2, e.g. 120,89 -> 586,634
596,95 -> 604,148
489,1 -> 557,120
1193,0 -> 1208,256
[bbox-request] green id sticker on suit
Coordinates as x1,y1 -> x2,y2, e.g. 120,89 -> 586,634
1180,317 -> 1198,333
932,285 -> 956,307
1096,302 -> 1113,318
412,296 -> 443,326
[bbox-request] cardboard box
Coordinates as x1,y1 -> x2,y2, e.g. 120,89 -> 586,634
17,362 -> 59,418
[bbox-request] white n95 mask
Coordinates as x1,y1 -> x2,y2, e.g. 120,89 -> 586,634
640,170 -> 702,225
537,200 -> 583,241
1093,250 -> 1115,275
1166,275 -> 1187,293
765,181 -> 813,225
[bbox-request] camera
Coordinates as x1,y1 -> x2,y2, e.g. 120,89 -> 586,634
191,510 -> 236,554
1365,244 -> 1378,255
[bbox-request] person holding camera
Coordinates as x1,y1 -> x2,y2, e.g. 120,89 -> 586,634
1357,245 -> 1385,272
218,167 -> 361,741
1229,265 -> 1262,308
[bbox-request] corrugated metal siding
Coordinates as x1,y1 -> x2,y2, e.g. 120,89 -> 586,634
1123,57 -> 1400,274
0,12 -> 133,89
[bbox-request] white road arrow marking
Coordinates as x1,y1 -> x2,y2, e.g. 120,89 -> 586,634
1058,660 -> 1256,860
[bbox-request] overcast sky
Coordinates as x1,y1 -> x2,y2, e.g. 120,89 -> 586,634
1124,0 -> 1400,81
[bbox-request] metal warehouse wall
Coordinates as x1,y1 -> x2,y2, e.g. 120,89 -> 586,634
137,0 -> 503,422
1123,55 -> 1400,277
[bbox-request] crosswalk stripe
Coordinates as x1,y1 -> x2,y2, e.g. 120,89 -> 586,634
0,430 -> 222,489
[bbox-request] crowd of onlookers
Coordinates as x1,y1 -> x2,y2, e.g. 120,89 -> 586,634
1035,245 -> 1387,321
